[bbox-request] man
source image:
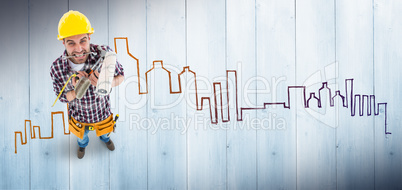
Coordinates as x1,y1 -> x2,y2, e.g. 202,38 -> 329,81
50,10 -> 124,159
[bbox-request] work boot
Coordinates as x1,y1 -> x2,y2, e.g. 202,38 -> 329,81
77,147 -> 85,159
105,139 -> 115,151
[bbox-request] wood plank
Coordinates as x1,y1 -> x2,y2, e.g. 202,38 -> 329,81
68,1 -> 110,189
4,1 -> 402,189
146,0 -> 187,189
255,0 -> 297,189
373,0 -> 402,189
108,0 -> 148,188
0,0 -> 30,189
29,0 -> 70,189
226,0 -> 257,189
336,0 -> 375,189
296,0 -> 337,189
186,0 -> 227,189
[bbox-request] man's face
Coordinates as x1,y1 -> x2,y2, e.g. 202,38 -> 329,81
63,33 -> 91,64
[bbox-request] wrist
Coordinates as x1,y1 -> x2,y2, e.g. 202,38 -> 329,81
112,75 -> 124,87
67,90 -> 76,101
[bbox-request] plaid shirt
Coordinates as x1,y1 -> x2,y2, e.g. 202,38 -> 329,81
50,44 -> 124,123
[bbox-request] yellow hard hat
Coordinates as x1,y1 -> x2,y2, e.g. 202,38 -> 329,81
57,10 -> 94,40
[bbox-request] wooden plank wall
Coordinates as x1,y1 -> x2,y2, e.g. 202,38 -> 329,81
29,0 -> 70,189
1,0 -> 401,189
373,1 -> 402,190
109,0 -> 148,189
187,0 -> 227,189
0,0 -> 30,189
256,0 -> 297,189
336,0 -> 375,189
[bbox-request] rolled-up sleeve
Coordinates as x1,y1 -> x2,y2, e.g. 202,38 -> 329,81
50,60 -> 74,103
114,61 -> 124,77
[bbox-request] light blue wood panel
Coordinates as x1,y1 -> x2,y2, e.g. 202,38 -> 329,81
146,0 -> 187,189
0,0 -> 30,189
336,1 -> 376,189
226,0 -> 257,189
3,1 -> 402,189
296,0 -> 337,189
29,0 -> 70,189
69,0 -> 109,45
255,0 -> 297,189
109,0 -> 148,189
186,0 -> 227,189
68,1 -> 110,189
374,0 -> 402,189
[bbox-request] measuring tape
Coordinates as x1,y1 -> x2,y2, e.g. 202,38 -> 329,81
51,73 -> 77,107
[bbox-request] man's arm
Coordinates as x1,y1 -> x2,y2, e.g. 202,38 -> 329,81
89,45 -> 124,88
50,61 -> 75,104
112,75 -> 124,87
66,90 -> 76,101
66,70 -> 89,101
68,74 -> 122,101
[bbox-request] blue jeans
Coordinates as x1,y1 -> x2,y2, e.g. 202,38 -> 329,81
77,130 -> 110,148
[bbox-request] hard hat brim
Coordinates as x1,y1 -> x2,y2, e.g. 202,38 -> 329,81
58,29 -> 94,41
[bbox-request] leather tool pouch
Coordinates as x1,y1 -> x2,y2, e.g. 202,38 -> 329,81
69,114 -> 114,139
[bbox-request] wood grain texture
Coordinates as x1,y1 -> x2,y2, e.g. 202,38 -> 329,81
336,0 -> 375,189
186,0 -> 227,189
1,1 -> 401,189
226,0 -> 257,189
109,0 -> 148,189
296,0 -> 337,189
29,0 -> 70,189
374,0 -> 402,189
255,0 -> 297,189
146,0 -> 187,189
0,0 -> 30,189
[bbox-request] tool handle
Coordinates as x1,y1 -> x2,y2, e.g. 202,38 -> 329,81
87,69 -> 94,75
112,114 -> 119,133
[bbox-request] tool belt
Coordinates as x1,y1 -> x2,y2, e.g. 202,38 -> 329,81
68,114 -> 114,139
